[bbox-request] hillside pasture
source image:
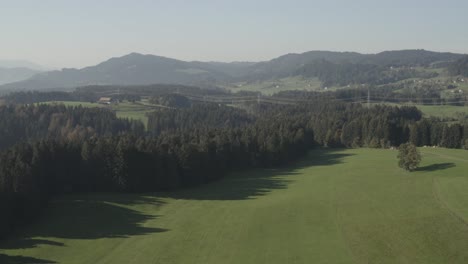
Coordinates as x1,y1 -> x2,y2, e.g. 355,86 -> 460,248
1,148 -> 468,263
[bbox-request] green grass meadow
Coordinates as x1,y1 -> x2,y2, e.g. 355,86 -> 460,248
1,148 -> 468,264
411,104 -> 468,119
225,76 -> 323,95
371,102 -> 468,119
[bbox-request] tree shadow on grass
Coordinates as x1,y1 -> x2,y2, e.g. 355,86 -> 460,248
0,239 -> 64,250
415,163 -> 456,172
30,195 -> 167,239
159,149 -> 354,201
0,194 -> 168,263
0,148 -> 352,262
0,254 -> 56,264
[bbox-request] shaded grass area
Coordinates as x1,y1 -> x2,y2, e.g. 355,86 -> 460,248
1,148 -> 468,264
159,150 -> 353,201
0,149 -> 349,263
415,162 -> 455,172
0,195 -> 167,264
0,254 -> 56,264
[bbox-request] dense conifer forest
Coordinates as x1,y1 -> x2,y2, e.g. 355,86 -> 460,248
0,90 -> 467,239
0,104 -> 144,149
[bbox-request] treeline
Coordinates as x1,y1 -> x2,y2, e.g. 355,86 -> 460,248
2,91 -> 96,104
1,99 -> 467,239
258,102 -> 423,148
251,98 -> 468,149
1,84 -> 229,105
0,114 -> 313,237
1,90 -> 142,104
0,104 -> 144,149
149,93 -> 191,108
332,85 -> 467,106
75,84 -> 228,98
277,83 -> 468,107
408,119 -> 468,149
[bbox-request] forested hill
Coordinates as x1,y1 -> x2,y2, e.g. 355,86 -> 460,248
294,60 -> 436,87
0,50 -> 464,92
0,53 -> 232,91
448,55 -> 468,77
242,50 -> 464,80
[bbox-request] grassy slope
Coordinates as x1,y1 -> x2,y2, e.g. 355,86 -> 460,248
394,103 -> 468,119
225,76 -> 323,95
371,102 -> 468,119
1,148 -> 468,264
415,104 -> 468,119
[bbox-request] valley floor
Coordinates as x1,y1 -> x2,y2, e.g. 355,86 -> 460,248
1,148 -> 468,264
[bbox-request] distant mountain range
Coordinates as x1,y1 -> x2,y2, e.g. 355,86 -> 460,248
0,59 -> 48,85
247,50 -> 464,80
0,67 -> 42,85
0,50 -> 465,92
0,59 -> 48,71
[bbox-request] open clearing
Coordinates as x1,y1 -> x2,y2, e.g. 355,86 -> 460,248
371,102 -> 468,119
1,148 -> 468,264
224,76 -> 323,95
411,104 -> 468,119
396,103 -> 468,119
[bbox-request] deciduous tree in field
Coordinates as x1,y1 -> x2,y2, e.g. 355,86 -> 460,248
397,143 -> 421,171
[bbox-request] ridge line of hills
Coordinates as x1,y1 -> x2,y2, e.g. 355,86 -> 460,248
1,49 -> 467,92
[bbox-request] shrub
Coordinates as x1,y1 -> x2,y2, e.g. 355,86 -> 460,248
398,143 -> 421,171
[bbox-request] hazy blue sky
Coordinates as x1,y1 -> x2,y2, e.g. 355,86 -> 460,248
1,0 -> 467,68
